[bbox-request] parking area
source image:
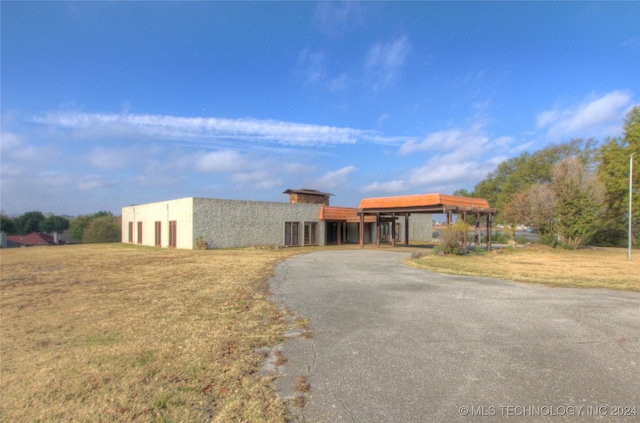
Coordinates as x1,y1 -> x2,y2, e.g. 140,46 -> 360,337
269,250 -> 640,422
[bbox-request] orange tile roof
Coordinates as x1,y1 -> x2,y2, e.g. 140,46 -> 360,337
318,206 -> 376,222
359,193 -> 490,210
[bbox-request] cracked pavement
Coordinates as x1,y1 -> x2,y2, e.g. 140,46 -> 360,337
268,250 -> 640,422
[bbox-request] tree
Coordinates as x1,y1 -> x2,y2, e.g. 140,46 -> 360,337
552,157 -> 605,249
14,211 -> 45,235
0,215 -> 18,235
81,215 -> 121,243
40,216 -> 70,234
503,184 -> 557,244
471,139 -> 597,222
597,106 -> 640,245
69,211 -> 112,241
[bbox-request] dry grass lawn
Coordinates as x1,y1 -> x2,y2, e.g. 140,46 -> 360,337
0,244 -> 311,422
406,245 -> 640,292
2,243 -> 638,422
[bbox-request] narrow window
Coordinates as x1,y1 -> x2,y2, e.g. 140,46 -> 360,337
169,221 -> 177,248
284,222 -> 300,246
128,222 -> 134,243
137,222 -> 143,244
155,221 -> 162,246
304,222 -> 318,246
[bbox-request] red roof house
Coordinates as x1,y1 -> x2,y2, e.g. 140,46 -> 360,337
6,232 -> 57,247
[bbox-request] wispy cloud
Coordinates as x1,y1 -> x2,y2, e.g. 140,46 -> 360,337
365,37 -> 411,91
537,91 -> 633,139
308,165 -> 356,191
297,48 -> 326,85
314,1 -> 365,36
362,124 -> 512,195
195,150 -> 245,173
32,112 -> 398,147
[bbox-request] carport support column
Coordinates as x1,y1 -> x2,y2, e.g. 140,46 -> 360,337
376,213 -> 381,248
462,211 -> 467,250
359,212 -> 365,248
487,213 -> 493,251
391,213 -> 396,247
404,213 -> 409,246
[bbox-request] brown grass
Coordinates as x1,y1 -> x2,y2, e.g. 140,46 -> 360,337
0,243 -> 312,422
406,246 -> 640,291
294,376 -> 310,393
3,242 -> 636,421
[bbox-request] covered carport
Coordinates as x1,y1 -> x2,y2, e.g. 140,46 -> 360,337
357,193 -> 498,250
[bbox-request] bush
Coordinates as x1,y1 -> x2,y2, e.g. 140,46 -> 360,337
195,236 -> 208,250
439,222 -> 469,255
539,233 -> 558,247
82,215 -> 121,243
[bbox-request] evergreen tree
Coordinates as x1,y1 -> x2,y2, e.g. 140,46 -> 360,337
40,216 -> 70,234
14,211 -> 45,235
0,215 -> 18,235
597,106 -> 640,245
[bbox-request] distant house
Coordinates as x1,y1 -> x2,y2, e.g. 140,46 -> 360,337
6,232 -> 58,247
121,189 -> 436,250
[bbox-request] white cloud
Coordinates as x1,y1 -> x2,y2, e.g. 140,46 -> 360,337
297,48 -> 326,85
195,150 -> 245,173
365,37 -> 411,91
361,123 -> 512,196
314,1 -> 364,36
32,112 -> 383,147
232,169 -> 282,190
77,174 -> 112,191
40,171 -> 73,188
309,165 -> 356,190
87,146 -> 134,169
536,91 -> 633,139
360,179 -> 408,194
400,128 -> 487,155
1,132 -> 38,160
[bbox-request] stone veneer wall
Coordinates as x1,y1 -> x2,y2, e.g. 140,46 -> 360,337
121,197 -> 194,249
407,214 -> 433,242
192,198 -> 324,249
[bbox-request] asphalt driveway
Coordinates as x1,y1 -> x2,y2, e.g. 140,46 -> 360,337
269,250 -> 640,422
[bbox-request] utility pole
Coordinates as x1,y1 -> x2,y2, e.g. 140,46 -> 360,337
630,153 -> 634,261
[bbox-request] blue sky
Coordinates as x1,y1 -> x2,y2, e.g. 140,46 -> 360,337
1,1 -> 639,216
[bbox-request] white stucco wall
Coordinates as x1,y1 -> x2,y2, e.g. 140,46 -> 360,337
121,197 -> 194,249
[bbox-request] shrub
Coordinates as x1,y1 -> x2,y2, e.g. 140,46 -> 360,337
82,215 -> 121,243
194,236 -> 208,250
439,222 -> 469,255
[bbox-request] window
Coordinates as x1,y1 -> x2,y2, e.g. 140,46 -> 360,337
169,221 -> 177,248
155,221 -> 162,246
304,222 -> 318,246
128,222 -> 134,243
137,222 -> 143,244
284,222 -> 300,246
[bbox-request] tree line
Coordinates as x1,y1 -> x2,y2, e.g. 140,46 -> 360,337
456,106 -> 639,249
0,211 -> 121,244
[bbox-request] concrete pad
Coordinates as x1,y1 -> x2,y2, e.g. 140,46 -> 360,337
269,250 -> 640,422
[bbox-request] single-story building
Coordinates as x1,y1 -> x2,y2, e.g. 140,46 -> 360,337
4,232 -> 60,248
121,189 -> 436,250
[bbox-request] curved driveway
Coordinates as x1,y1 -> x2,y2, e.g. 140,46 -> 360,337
269,250 -> 640,422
